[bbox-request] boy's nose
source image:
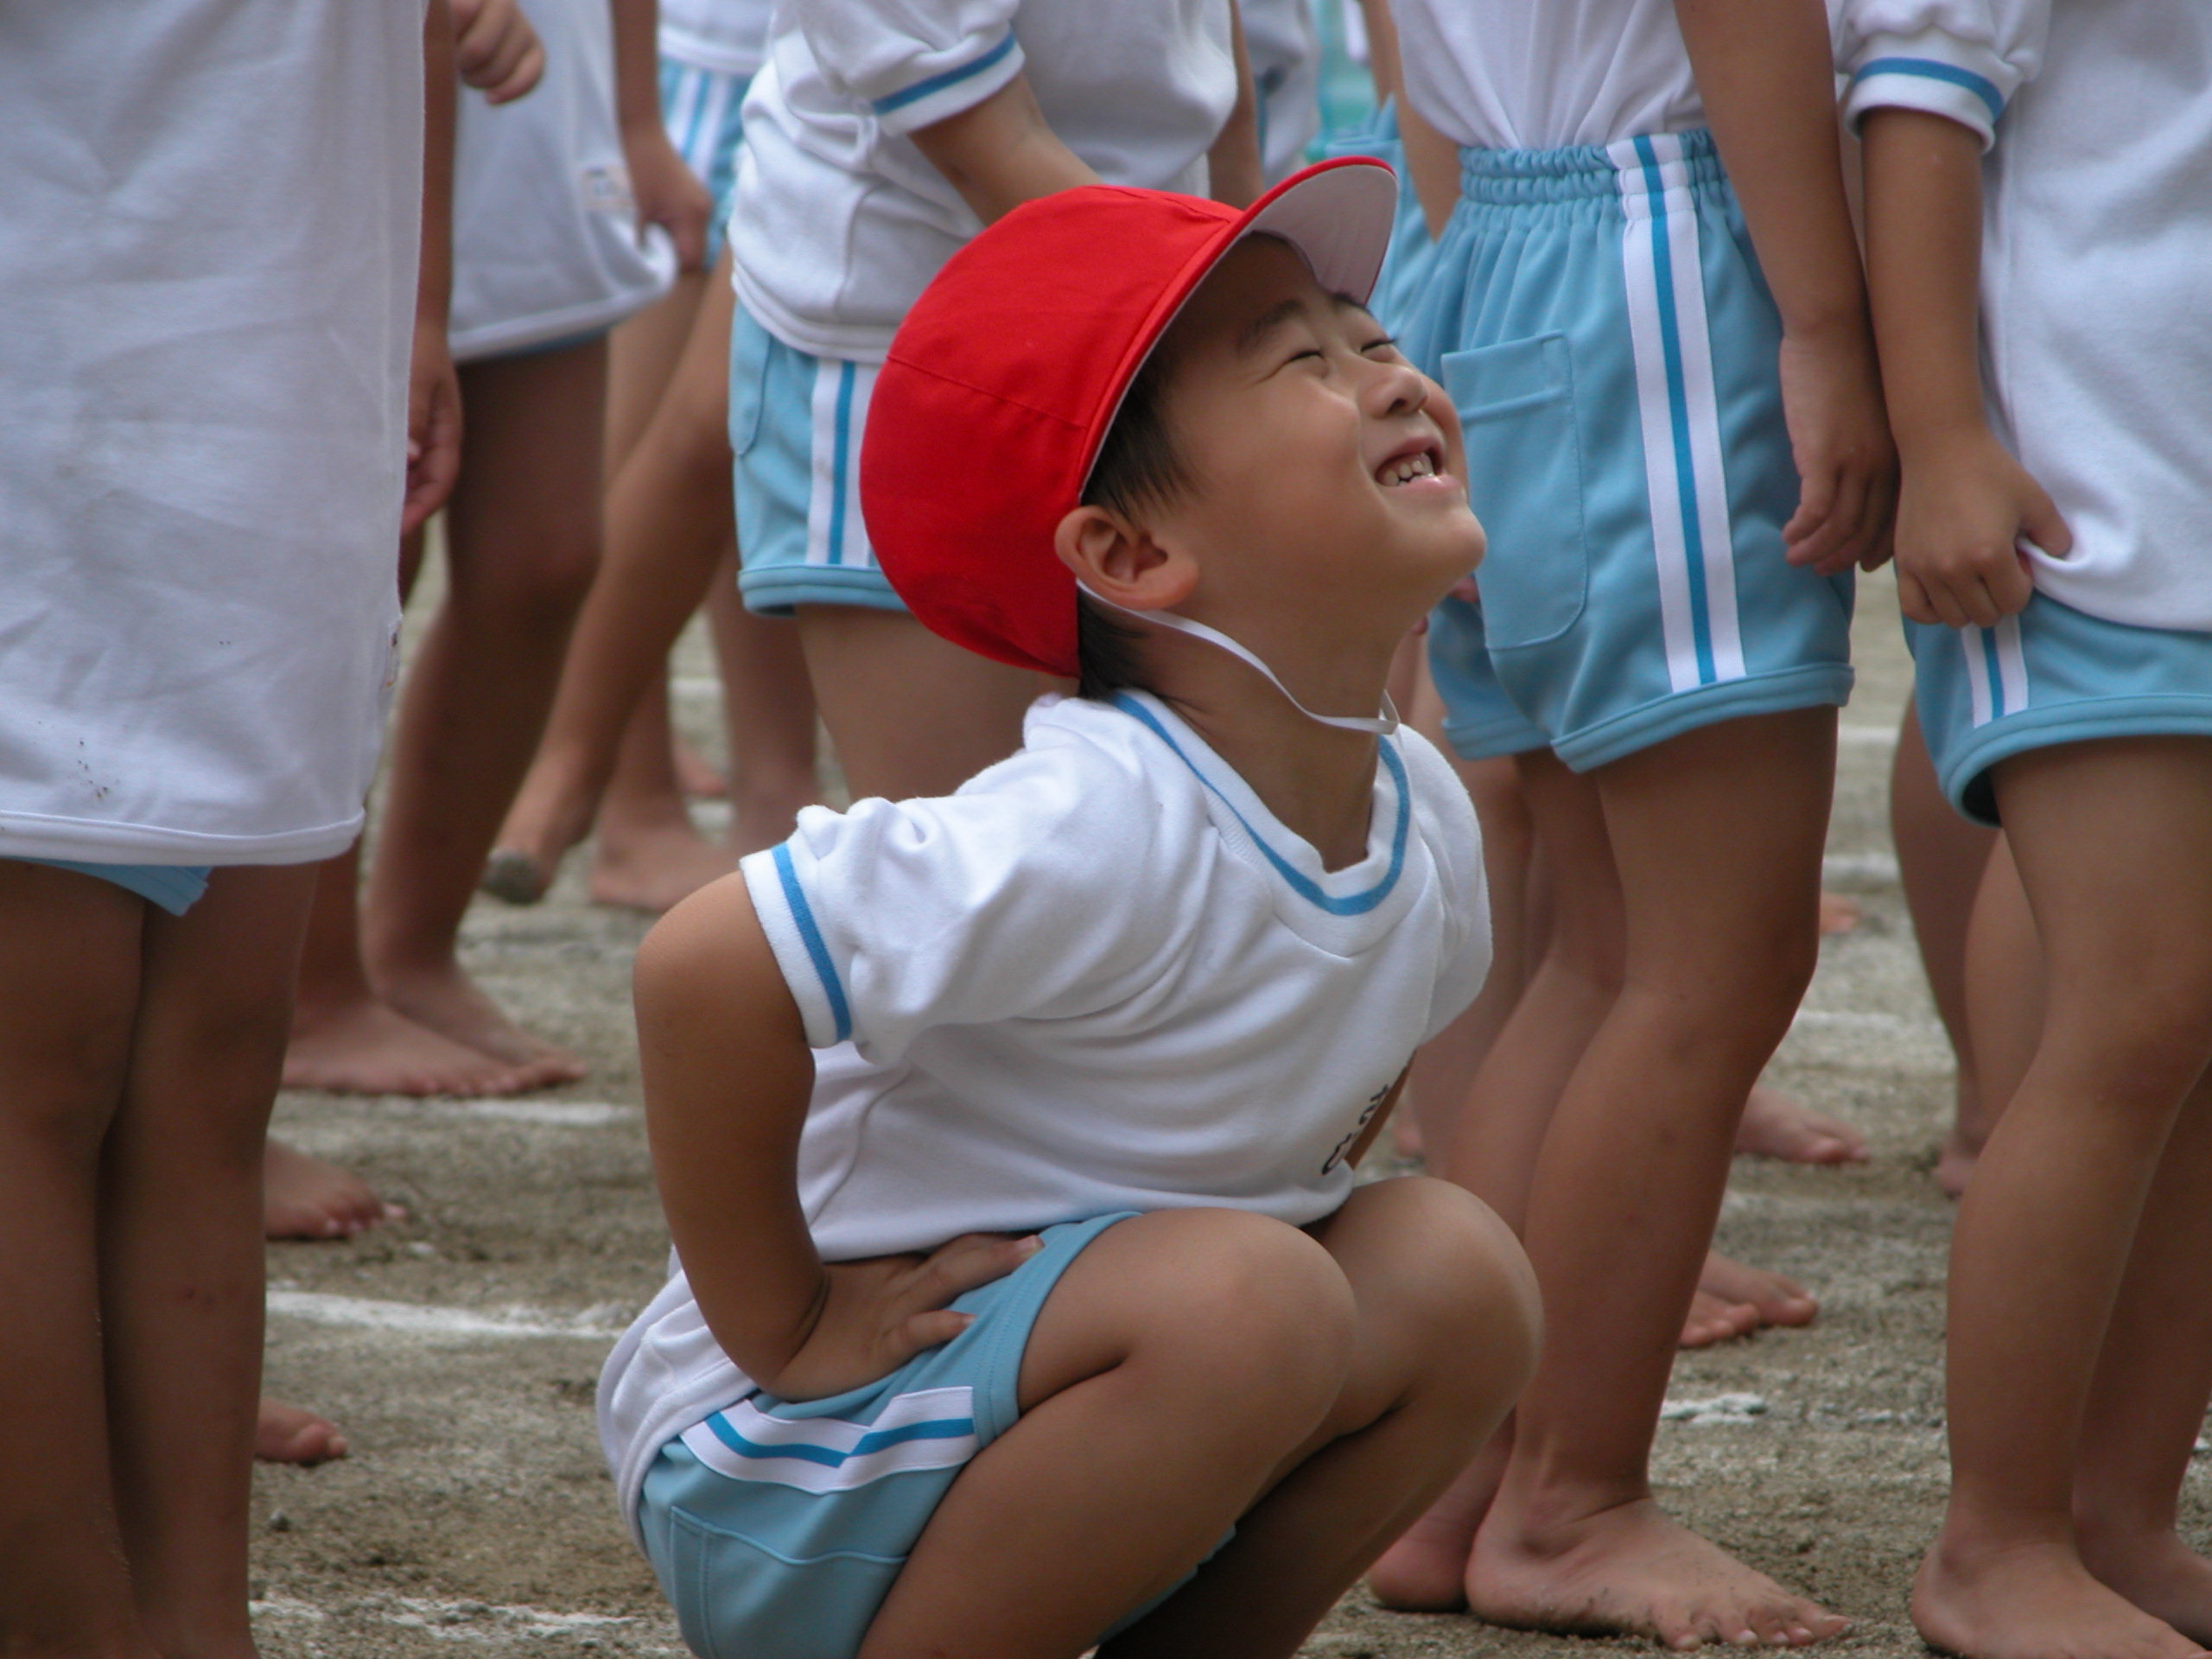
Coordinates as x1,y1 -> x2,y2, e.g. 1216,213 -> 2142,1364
1363,356 -> 1433,419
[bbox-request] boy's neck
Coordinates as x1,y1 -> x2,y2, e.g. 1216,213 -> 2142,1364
1145,634 -> 1397,873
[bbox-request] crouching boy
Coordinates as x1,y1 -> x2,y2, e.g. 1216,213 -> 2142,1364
597,159 -> 1541,1659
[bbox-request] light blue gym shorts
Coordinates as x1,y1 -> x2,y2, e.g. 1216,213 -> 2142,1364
729,306 -> 904,618
1909,591 -> 2212,828
1405,130 -> 1854,772
12,859 -> 211,915
1426,595 -> 1548,760
639,1212 -> 1229,1659
658,59 -> 751,264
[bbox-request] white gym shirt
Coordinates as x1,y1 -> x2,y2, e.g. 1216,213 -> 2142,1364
1390,0 -> 1707,151
599,690 -> 1491,1525
1841,0 -> 2212,632
658,0 -> 773,76
727,0 -> 1241,362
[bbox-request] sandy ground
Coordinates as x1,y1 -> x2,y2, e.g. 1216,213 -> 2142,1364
251,565 -> 2210,1658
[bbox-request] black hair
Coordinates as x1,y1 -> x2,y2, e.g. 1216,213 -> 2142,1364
1073,342 -> 1190,701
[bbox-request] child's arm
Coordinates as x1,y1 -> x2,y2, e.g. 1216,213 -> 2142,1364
609,0 -> 714,270
450,0 -> 545,105
634,877 -> 1039,1402
1674,0 -> 1897,576
1358,0 -> 1459,240
906,76 -> 1103,225
404,0 -> 463,537
1859,108 -> 2066,626
1205,0 -> 1264,209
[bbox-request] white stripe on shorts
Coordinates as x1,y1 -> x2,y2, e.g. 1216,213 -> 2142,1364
678,1386 -> 978,1495
1610,134 -> 1747,695
804,357 -> 880,570
1961,614 -> 2030,728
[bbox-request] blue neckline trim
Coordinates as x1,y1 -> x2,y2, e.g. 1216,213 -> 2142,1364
771,842 -> 852,1043
1852,57 -> 2005,124
873,31 -> 1018,115
1110,694 -> 1410,917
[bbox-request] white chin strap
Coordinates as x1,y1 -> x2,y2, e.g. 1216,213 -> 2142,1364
1079,584 -> 1399,737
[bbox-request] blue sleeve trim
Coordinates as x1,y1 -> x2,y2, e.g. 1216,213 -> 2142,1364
871,29 -> 1018,117
1851,56 -> 2004,124
771,842 -> 853,1044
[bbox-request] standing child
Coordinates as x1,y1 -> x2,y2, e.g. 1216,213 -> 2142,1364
1365,0 -> 1895,1644
600,162 -> 1541,1658
1848,4 -> 2212,1653
720,0 -> 1261,804
0,0 -> 439,1643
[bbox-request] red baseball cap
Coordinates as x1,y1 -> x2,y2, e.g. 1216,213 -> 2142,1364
861,158 -> 1400,677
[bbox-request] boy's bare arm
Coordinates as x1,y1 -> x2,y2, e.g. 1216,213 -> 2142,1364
1357,0 -> 1457,239
907,74 -> 1102,225
1675,0 -> 1896,575
1859,108 -> 2066,627
1205,0 -> 1263,209
609,0 -> 712,268
405,0 -> 462,535
635,878 -> 1037,1402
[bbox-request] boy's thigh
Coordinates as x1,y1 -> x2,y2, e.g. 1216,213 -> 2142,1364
0,859 -> 148,1109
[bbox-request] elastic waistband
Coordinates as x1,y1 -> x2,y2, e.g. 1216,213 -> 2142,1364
1459,127 -> 1726,205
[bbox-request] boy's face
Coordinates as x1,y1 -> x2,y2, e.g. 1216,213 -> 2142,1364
1146,237 -> 1484,635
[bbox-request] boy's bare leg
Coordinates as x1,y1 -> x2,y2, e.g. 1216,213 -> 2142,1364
1913,738 -> 2212,1659
490,270 -> 737,899
0,861 -> 156,1659
795,607 -> 1040,801
1953,835 -> 2043,1191
1468,709 -> 1849,1649
856,1184 -> 1537,1659
2074,1066 -> 2212,1643
102,864 -> 318,1659
707,551 -> 820,852
586,667 -> 740,913
365,340 -> 607,1079
607,271 -> 709,466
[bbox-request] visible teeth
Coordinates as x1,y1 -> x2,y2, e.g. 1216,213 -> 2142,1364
1383,452 -> 1434,485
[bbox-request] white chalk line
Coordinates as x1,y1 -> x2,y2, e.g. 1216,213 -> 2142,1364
254,1592 -> 678,1649
420,1099 -> 637,1128
1821,851 -> 1901,885
266,1290 -> 627,1341
1662,1392 -> 1769,1426
1839,723 -> 1899,749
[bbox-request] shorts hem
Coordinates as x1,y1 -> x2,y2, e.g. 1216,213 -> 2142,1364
1549,664 -> 1854,772
739,567 -> 907,618
1440,714 -> 1548,762
1936,696 -> 2212,827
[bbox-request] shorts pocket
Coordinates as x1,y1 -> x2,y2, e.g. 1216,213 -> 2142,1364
727,312 -> 772,459
670,1505 -> 903,1659
1440,334 -> 1589,648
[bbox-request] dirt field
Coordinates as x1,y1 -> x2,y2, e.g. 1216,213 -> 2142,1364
251,565 -> 2209,1658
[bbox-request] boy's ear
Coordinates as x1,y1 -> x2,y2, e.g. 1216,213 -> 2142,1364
1052,505 -> 1198,611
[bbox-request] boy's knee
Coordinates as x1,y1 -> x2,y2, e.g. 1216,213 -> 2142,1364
1358,1179 -> 1541,1401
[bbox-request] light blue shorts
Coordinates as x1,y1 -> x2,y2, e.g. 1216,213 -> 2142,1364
1910,592 -> 2212,827
729,305 -> 901,617
13,859 -> 211,916
659,59 -> 750,264
640,1213 -> 1224,1659
1427,596 -> 1546,760
1405,130 -> 1853,772
1320,99 -> 1439,337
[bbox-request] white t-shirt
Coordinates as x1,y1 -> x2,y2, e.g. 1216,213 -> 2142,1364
658,0 -> 774,76
1243,0 -> 1321,183
0,0 -> 420,866
448,0 -> 674,362
1392,0 -> 1705,151
1841,0 -> 2212,632
728,0 -> 1240,362
598,690 -> 1490,1531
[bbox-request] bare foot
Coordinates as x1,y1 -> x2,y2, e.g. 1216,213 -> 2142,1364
1369,1439 -> 1507,1611
264,1139 -> 404,1241
1680,1288 -> 1761,1349
1700,1250 -> 1818,1329
257,1397 -> 349,1465
1819,891 -> 1859,936
2082,1528 -> 2212,1647
1936,1128 -> 1982,1198
480,847 -> 552,906
1915,1534 -> 2205,1659
587,815 -> 734,914
373,960 -> 587,1085
285,991 -> 541,1096
1469,1494 -> 1851,1649
484,769 -> 597,906
675,734 -> 727,798
1736,1085 -> 1867,1165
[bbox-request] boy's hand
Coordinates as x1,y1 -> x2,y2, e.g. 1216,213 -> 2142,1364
1893,424 -> 2068,628
1777,322 -> 1898,577
624,121 -> 713,272
402,316 -> 462,535
451,0 -> 544,104
752,1234 -> 1043,1403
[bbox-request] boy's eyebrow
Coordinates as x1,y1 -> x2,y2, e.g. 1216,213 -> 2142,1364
1233,292 -> 1372,357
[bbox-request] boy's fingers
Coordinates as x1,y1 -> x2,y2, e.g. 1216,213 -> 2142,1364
1897,568 -> 1940,626
892,1310 -> 974,1362
909,1233 -> 1043,1306
1782,464 -> 1836,553
2019,486 -> 2075,561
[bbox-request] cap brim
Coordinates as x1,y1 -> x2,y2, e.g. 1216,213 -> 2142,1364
1236,156 -> 1400,306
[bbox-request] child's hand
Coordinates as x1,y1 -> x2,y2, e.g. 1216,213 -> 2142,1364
402,315 -> 462,535
451,0 -> 544,105
1892,424 -> 2068,628
752,1234 -> 1043,1403
624,123 -> 713,272
1777,322 -> 1898,577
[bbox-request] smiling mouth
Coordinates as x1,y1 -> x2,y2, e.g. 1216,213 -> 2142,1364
1377,448 -> 1441,486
